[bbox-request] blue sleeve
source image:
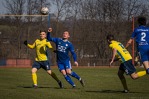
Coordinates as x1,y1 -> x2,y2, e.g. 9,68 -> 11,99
69,44 -> 77,62
47,32 -> 57,43
131,29 -> 137,39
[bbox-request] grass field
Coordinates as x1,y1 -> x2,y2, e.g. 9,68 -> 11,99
0,67 -> 149,99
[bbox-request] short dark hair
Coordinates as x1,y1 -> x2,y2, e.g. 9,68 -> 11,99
40,30 -> 46,33
106,34 -> 114,41
137,16 -> 146,25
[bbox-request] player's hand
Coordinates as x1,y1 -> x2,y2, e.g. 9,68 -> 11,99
48,28 -> 52,32
109,60 -> 113,67
74,61 -> 78,67
53,50 -> 57,53
24,40 -> 28,46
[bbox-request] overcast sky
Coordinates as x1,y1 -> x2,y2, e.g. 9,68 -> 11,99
0,0 -> 6,14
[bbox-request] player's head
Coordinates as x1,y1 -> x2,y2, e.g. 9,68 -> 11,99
40,30 -> 46,40
62,31 -> 70,39
137,16 -> 146,26
106,34 -> 114,44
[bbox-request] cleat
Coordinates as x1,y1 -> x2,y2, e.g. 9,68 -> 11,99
80,79 -> 85,87
33,84 -> 38,89
58,81 -> 63,88
123,89 -> 129,93
72,85 -> 76,88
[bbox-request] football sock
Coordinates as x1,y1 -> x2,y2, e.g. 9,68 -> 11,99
32,73 -> 37,85
120,78 -> 128,90
64,75 -> 75,86
137,71 -> 146,77
146,68 -> 149,74
70,71 -> 81,80
50,72 -> 60,82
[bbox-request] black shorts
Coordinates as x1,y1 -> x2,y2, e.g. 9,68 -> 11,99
119,59 -> 136,75
32,61 -> 51,70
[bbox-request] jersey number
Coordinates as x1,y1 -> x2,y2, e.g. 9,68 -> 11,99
58,45 -> 66,52
119,43 -> 128,54
141,32 -> 146,41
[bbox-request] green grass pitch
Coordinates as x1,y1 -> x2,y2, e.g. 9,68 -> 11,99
0,67 -> 149,99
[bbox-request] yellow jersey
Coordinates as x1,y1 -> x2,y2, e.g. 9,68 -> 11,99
27,39 -> 53,61
109,41 -> 132,63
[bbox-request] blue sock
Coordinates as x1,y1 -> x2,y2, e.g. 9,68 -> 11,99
64,75 -> 75,86
146,68 -> 149,74
70,72 -> 81,80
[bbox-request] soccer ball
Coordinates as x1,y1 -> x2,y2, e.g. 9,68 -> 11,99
40,7 -> 49,15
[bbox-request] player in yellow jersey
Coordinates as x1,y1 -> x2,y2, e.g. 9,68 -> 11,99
107,34 -> 146,93
24,31 -> 63,88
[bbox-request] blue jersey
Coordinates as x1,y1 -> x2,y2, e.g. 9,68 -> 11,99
131,25 -> 149,46
131,25 -> 149,62
47,32 -> 77,63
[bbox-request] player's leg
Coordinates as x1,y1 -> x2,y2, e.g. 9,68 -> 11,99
118,69 -> 129,92
58,63 -> 76,87
47,70 -> 63,88
42,61 -> 63,88
130,71 -> 146,79
32,61 -> 40,88
66,69 -> 81,80
143,61 -> 149,74
118,63 -> 129,92
139,47 -> 149,74
32,68 -> 38,88
124,60 -> 146,79
65,61 -> 85,87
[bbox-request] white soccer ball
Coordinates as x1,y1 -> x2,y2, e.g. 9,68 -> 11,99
41,7 -> 49,15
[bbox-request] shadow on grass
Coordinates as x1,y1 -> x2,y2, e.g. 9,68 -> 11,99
17,86 -> 60,89
17,86 -> 81,90
86,90 -> 142,93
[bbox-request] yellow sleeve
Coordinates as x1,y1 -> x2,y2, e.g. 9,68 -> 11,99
109,44 -> 114,49
46,42 -> 54,51
27,42 -> 36,49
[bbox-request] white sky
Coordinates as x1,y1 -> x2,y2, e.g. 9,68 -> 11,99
0,0 -> 6,14
0,0 -> 56,14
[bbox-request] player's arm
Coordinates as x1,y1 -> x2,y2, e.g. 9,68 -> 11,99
69,44 -> 78,67
24,40 -> 35,49
109,57 -> 120,62
46,41 -> 55,52
113,58 -> 120,61
47,28 -> 58,43
109,48 -> 117,67
126,38 -> 133,48
126,30 -> 136,48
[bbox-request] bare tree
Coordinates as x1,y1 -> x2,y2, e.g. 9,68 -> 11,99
124,0 -> 142,21
51,0 -> 73,36
3,0 -> 26,58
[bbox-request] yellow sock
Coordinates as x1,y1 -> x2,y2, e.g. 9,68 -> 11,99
137,71 -> 146,77
32,73 -> 37,85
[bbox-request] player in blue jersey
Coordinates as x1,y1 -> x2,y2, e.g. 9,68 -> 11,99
47,28 -> 85,88
126,16 -> 149,75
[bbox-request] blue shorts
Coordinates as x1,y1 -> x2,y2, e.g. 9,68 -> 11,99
32,61 -> 50,70
138,45 -> 149,62
119,59 -> 136,75
57,61 -> 72,71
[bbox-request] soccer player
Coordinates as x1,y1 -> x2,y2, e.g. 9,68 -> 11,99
126,16 -> 149,74
107,34 -> 146,93
47,28 -> 85,88
24,30 -> 63,88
